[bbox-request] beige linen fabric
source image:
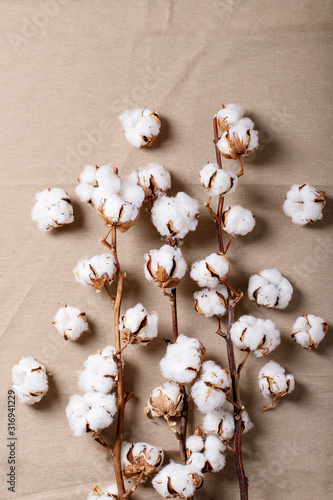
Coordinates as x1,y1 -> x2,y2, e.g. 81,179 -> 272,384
0,1 -> 332,499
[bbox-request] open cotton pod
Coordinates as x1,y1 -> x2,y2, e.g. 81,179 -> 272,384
230,315 -> 281,357
118,108 -> 161,148
291,313 -> 328,350
87,484 -> 119,500
12,357 -> 49,405
78,346 -> 119,394
191,361 -> 231,414
144,381 -> 184,419
53,305 -> 88,341
66,392 -> 117,436
73,254 -> 117,292
152,463 -> 203,499
31,187 -> 74,231
283,184 -> 326,225
127,163 -> 171,201
248,269 -> 293,309
258,360 -> 295,412
199,163 -> 238,197
190,252 -> 229,288
119,303 -> 158,344
217,116 -> 259,159
222,205 -> 256,237
160,335 -> 206,385
216,104 -> 245,132
121,442 -> 164,480
193,284 -> 228,318
144,245 -> 187,289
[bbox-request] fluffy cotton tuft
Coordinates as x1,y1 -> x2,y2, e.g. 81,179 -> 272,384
53,306 -> 88,341
248,269 -> 293,309
160,335 -> 206,385
190,252 -> 229,288
152,463 -> 203,499
145,381 -> 184,418
186,435 -> 205,453
144,245 -> 187,289
121,441 -> 164,479
202,408 -> 235,440
31,187 -> 74,231
222,205 -> 255,237
151,193 -> 199,241
217,116 -> 259,160
258,361 -> 295,399
87,484 -> 118,499
78,346 -> 119,394
283,184 -> 326,226
199,163 -> 238,197
291,313 -> 328,350
216,104 -> 244,132
118,108 -> 161,148
191,361 -> 231,413
74,253 -> 117,291
12,357 -> 49,405
230,315 -> 281,357
66,392 -> 117,436
127,163 -> 171,200
119,303 -> 158,344
193,285 -> 228,318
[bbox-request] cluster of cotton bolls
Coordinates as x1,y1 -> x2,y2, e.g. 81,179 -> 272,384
118,108 -> 161,148
291,313 -> 328,350
216,104 -> 259,160
230,315 -> 281,357
121,441 -> 164,480
200,162 -> 238,197
160,335 -> 206,385
31,187 -> 74,231
144,245 -> 187,289
87,484 -> 118,499
119,303 -> 158,344
283,184 -> 326,226
248,269 -> 293,309
66,346 -> 119,436
186,433 -> 226,474
258,361 -> 295,410
74,253 -> 117,292
152,462 -> 203,499
127,163 -> 171,201
53,305 -> 89,341
11,357 -> 49,405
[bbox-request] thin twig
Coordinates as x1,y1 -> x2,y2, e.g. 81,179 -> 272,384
164,415 -> 181,441
237,350 -> 250,376
237,157 -> 244,178
92,431 -> 113,456
123,472 -> 144,499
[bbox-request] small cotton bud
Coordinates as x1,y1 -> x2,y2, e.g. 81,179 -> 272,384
144,245 -> 187,289
230,315 -> 280,357
74,253 -> 117,291
12,357 -> 49,405
78,346 -> 119,394
152,463 -> 203,499
119,303 -> 158,345
31,187 -> 74,231
151,192 -> 199,241
222,205 -> 255,237
190,252 -> 229,288
258,361 -> 295,401
118,108 -> 161,148
248,269 -> 293,309
53,306 -> 88,341
193,284 -> 228,318
160,335 -> 206,385
145,381 -> 184,419
191,361 -> 231,413
199,163 -> 238,196
283,184 -> 326,225
121,442 -> 164,480
291,313 -> 328,350
217,116 -> 259,159
87,483 -> 119,499
127,163 -> 171,200
202,408 -> 235,440
66,392 -> 117,437
216,104 -> 244,132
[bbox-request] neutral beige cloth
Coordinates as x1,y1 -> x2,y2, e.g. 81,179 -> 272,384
0,1 -> 332,499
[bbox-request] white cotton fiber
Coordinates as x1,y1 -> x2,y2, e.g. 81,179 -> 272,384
160,335 -> 205,385
283,184 -> 326,225
53,305 -> 88,341
87,483 -> 119,499
291,313 -> 328,350
222,205 -> 255,237
190,252 -> 229,288
216,104 -> 244,131
127,163 -> 171,200
145,381 -> 184,418
217,117 -> 259,160
66,392 -> 117,436
118,108 -> 161,148
193,284 -> 228,318
258,361 -> 295,399
144,245 -> 187,288
152,463 -> 203,499
248,269 -> 293,309
191,361 -> 231,413
78,346 -> 119,394
230,315 -> 280,357
120,303 -> 158,344
199,163 -> 238,197
74,254 -> 117,291
12,357 -> 49,405
202,408 -> 235,440
121,441 -> 164,479
31,187 -> 74,231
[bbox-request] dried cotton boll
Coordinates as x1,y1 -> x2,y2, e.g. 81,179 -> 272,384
121,442 -> 164,480
66,392 -> 117,437
248,269 -> 293,309
230,315 -> 281,357
87,484 -> 119,499
193,284 -> 228,318
118,108 -> 161,148
222,205 -> 256,237
199,163 -> 238,197
53,306 -> 88,341
217,117 -> 259,160
216,104 -> 244,132
258,361 -> 295,402
151,192 -> 199,241
127,163 -> 172,201
190,252 -> 229,288
160,335 -> 206,385
120,303 -> 158,344
74,254 -> 117,291
144,245 -> 187,289
12,357 -> 49,405
202,409 -> 235,440
291,313 -> 328,350
78,346 -> 119,394
145,381 -> 184,419
152,462 -> 204,499
283,184 -> 326,225
31,187 -> 74,231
